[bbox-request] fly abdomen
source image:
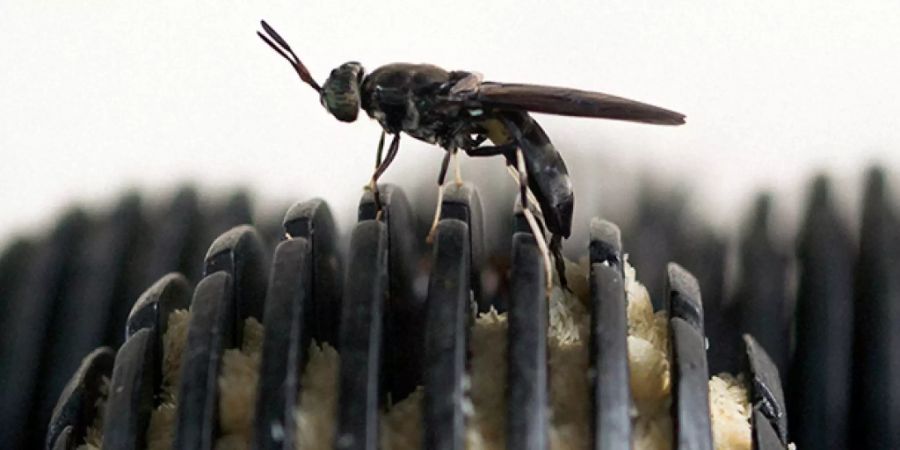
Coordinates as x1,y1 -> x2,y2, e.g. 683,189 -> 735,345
497,111 -> 574,238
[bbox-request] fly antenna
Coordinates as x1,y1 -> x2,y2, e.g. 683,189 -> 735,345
257,20 -> 322,93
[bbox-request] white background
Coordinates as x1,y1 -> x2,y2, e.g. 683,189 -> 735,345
2,0 -> 899,244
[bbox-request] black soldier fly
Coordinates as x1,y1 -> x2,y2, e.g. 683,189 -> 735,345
257,20 -> 685,291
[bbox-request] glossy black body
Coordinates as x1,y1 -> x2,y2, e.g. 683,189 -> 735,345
257,21 -> 684,240
359,63 -> 574,237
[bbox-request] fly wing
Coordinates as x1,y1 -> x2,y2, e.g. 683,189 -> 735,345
448,71 -> 483,97
472,82 -> 686,125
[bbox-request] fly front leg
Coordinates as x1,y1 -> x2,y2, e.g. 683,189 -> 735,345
369,132 -> 401,216
374,130 -> 386,168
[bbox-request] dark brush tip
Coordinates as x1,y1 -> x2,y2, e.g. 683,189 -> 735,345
809,174 -> 831,210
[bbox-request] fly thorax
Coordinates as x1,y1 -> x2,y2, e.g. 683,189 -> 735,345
401,96 -> 421,131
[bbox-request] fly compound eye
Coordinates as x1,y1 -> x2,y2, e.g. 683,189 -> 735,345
321,62 -> 363,122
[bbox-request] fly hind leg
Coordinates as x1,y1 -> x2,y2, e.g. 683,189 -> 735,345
550,234 -> 570,292
464,140 -> 561,292
513,147 -> 554,293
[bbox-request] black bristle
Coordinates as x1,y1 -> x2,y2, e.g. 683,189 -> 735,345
588,219 -> 631,450
439,184 -> 486,311
423,219 -> 471,450
735,194 -> 789,377
35,194 -> 145,436
335,220 -> 388,450
125,272 -> 193,415
0,209 -> 89,450
667,263 -> 713,450
173,271 -> 234,450
203,225 -> 269,344
282,198 -> 343,347
45,347 -> 115,450
359,185 -> 423,403
850,167 -> 900,448
253,238 -> 313,450
101,328 -> 157,450
506,226 -> 549,450
744,334 -> 788,446
144,187 -> 203,282
788,175 -> 853,450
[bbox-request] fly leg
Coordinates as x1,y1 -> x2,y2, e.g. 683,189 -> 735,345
465,142 -> 541,211
369,132 -> 401,217
465,141 -> 543,210
464,141 -> 556,292
427,138 -> 507,243
462,142 -> 516,158
550,234 -> 569,292
498,116 -> 571,293
504,166 -> 544,215
507,162 -> 569,292
453,149 -> 463,187
513,148 -> 554,293
426,149 -> 454,244
374,130 -> 386,167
